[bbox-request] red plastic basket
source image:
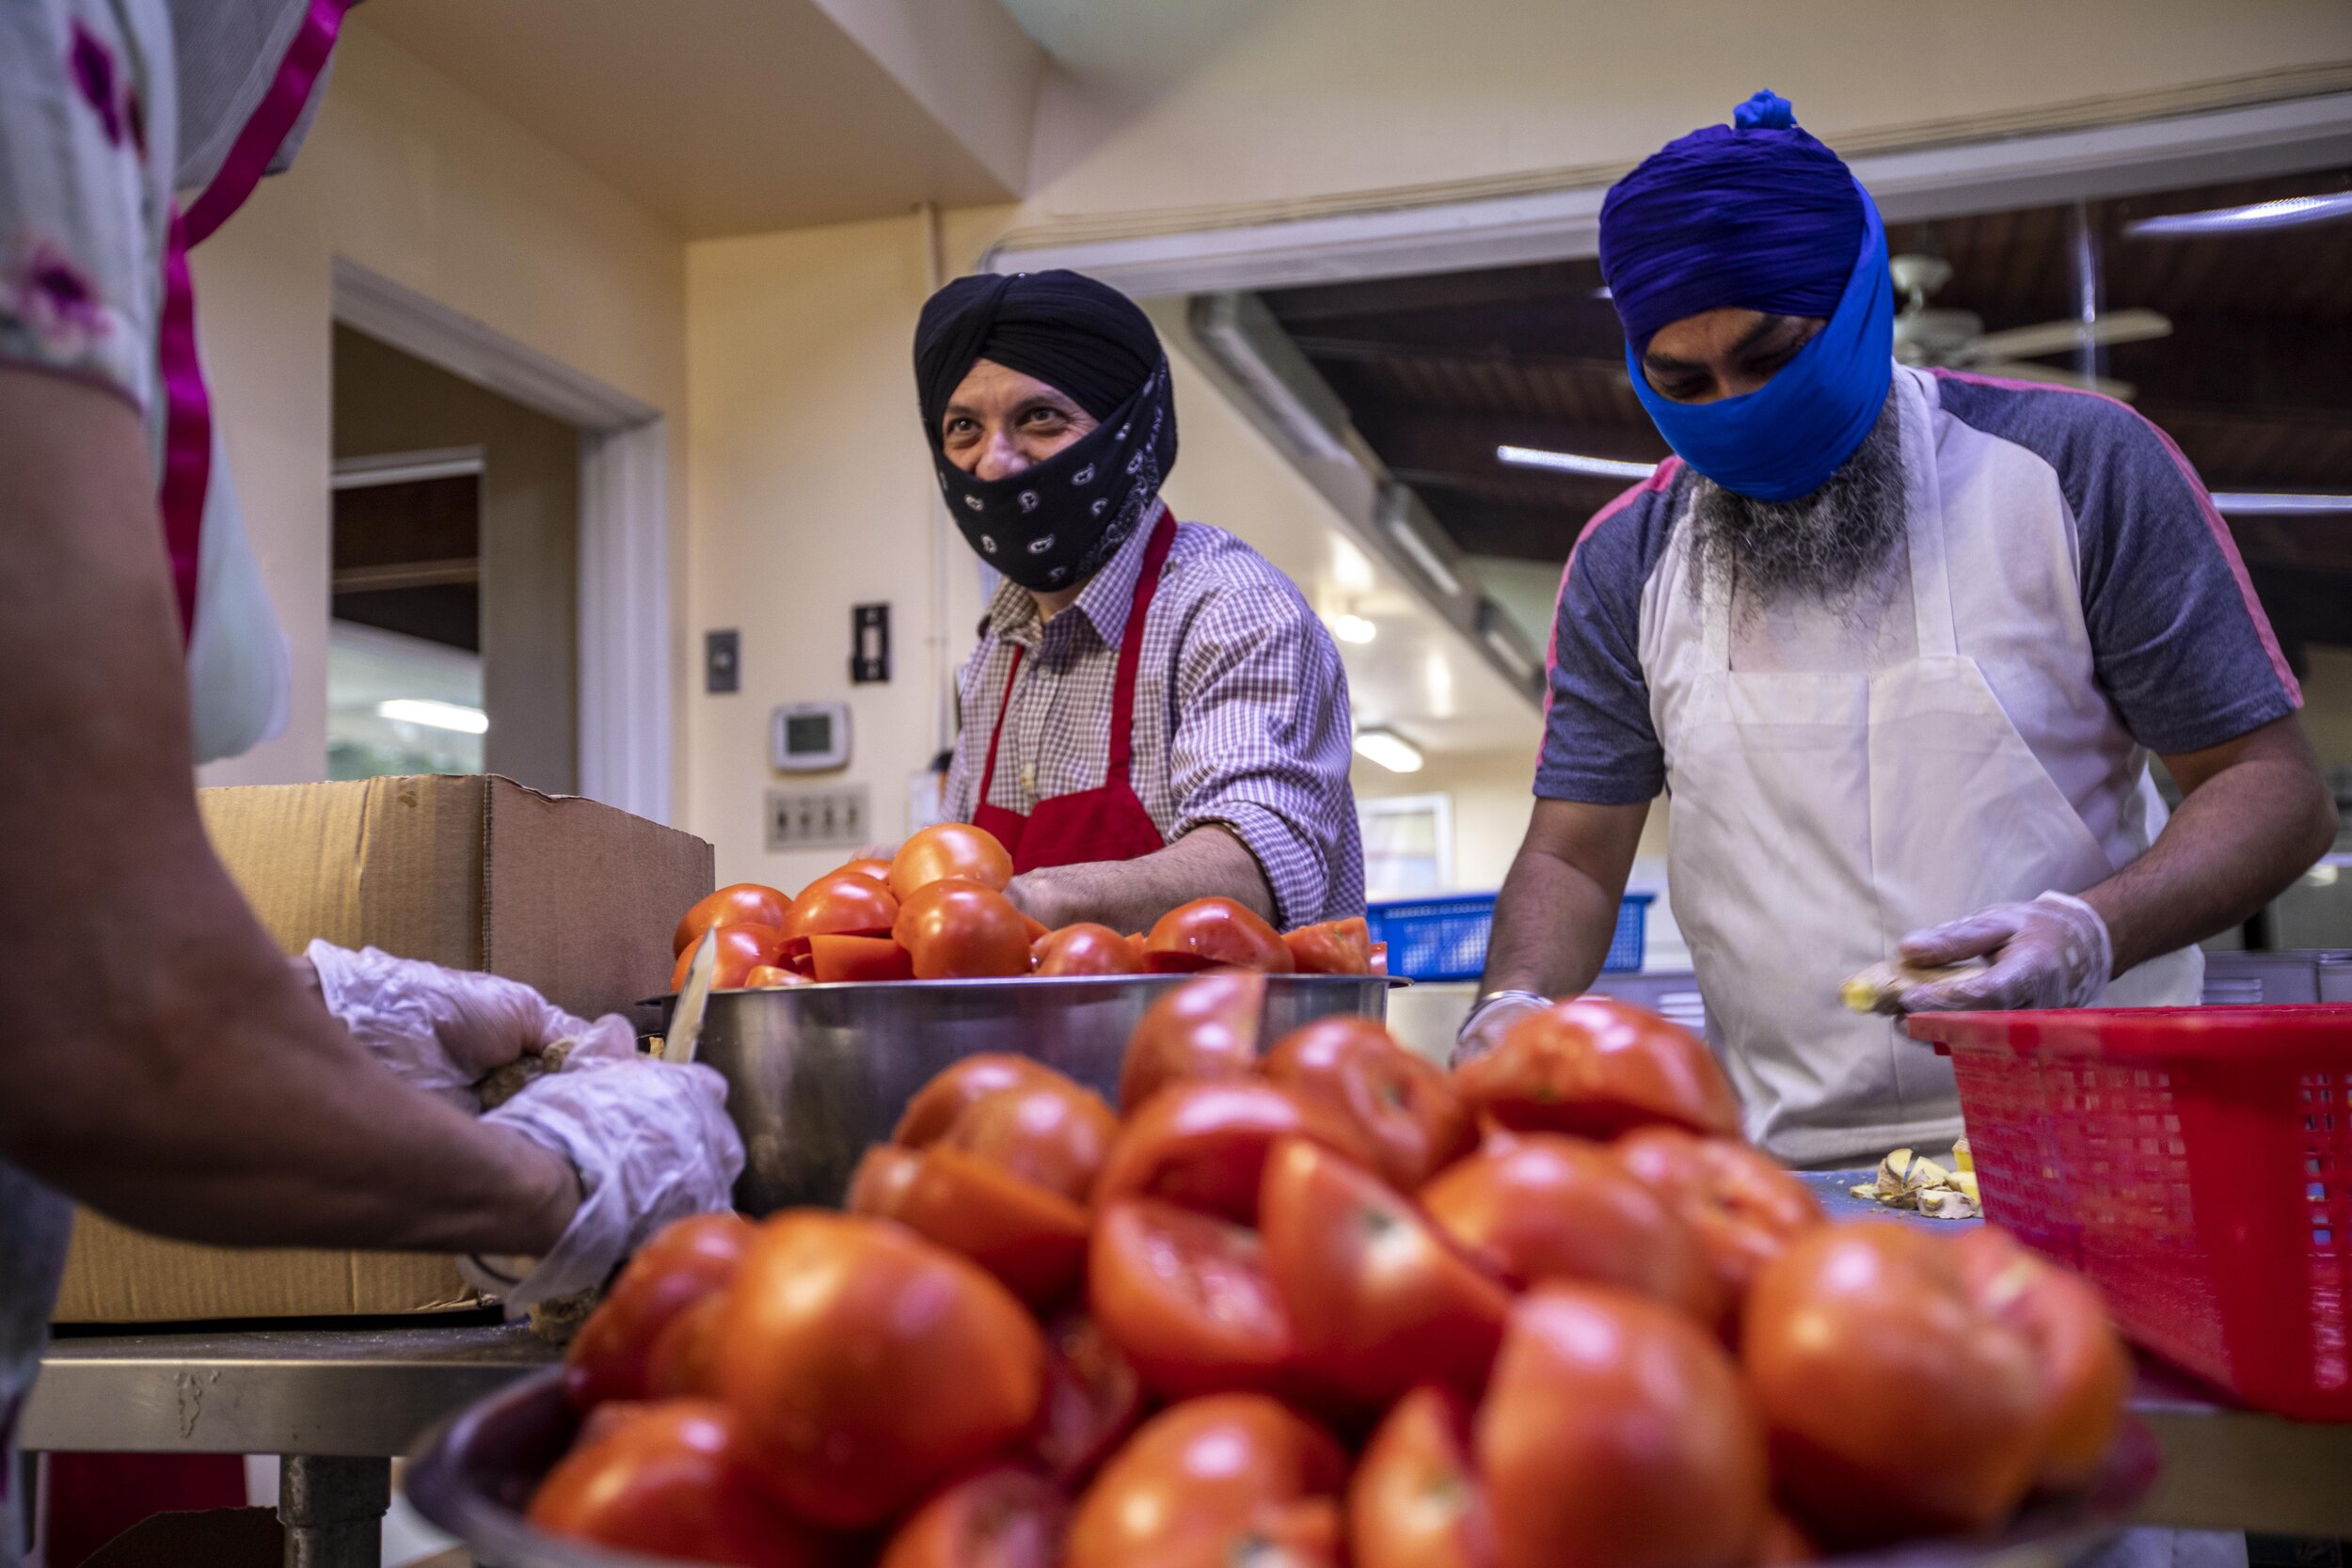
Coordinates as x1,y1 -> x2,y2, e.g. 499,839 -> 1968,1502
1906,1006 -> 2352,1420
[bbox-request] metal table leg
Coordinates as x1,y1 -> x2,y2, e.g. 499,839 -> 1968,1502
279,1454 -> 389,1568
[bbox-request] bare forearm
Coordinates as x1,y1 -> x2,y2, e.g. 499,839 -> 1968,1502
1481,845 -> 1624,997
1007,824 -> 1274,932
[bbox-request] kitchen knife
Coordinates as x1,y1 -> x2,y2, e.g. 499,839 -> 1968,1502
664,927 -> 721,1065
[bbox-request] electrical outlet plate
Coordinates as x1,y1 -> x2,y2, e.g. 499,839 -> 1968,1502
766,784 -> 870,851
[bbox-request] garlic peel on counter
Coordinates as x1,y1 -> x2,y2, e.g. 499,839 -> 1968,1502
1851,1146 -> 1981,1220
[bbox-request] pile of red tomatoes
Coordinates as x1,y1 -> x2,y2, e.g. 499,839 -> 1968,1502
670,824 -> 1380,990
535,982 -> 2130,1568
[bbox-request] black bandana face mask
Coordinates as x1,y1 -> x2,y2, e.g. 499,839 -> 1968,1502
933,360 -> 1177,594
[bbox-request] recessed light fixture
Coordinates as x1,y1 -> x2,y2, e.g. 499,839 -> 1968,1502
1330,612 -> 1377,644
377,697 -> 489,735
1498,444 -> 1660,481
2124,191 -> 2352,239
1353,727 -> 1425,774
2210,492 -> 2352,515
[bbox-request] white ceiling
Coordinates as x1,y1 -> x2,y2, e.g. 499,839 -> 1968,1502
996,0 -> 1266,75
357,0 -> 1031,238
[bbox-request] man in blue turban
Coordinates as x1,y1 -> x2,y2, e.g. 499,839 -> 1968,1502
1459,94 -> 2335,1170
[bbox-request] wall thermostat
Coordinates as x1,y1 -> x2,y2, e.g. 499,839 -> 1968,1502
771,701 -> 851,772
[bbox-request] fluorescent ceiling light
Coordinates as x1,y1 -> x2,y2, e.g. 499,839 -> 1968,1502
1499,444 -> 1659,481
1353,727 -> 1425,774
1330,612 -> 1377,644
2124,191 -> 2352,238
2210,492 -> 2352,515
377,697 -> 489,735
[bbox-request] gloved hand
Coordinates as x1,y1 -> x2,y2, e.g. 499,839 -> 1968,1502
1452,989 -> 1551,1069
460,1018 -> 746,1308
304,940 -> 582,1108
1893,891 -> 2114,1012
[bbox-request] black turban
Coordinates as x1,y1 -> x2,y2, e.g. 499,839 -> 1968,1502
914,269 -> 1163,434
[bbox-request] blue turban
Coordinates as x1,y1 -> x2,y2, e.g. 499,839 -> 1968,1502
1597,93 -> 1895,501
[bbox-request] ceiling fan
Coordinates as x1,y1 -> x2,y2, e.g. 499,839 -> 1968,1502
1888,253 -> 2169,401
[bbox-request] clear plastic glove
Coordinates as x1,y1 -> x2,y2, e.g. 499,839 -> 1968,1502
1452,989 -> 1550,1069
1894,891 -> 2113,1012
304,940 -> 581,1108
459,1018 -> 745,1308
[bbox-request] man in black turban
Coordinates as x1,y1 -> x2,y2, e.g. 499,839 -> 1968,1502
912,270 -> 1365,936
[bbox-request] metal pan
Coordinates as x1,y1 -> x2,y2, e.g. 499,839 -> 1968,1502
667,973 -> 1391,1213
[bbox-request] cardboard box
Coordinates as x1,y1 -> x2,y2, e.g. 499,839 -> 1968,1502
53,775 -> 714,1323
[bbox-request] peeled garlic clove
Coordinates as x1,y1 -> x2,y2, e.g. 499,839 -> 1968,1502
1953,1135 -> 1975,1175
1850,1183 -> 1881,1203
1950,1170 -> 1979,1203
1875,1148 -> 1916,1199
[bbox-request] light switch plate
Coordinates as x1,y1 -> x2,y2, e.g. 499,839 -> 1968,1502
766,784 -> 869,851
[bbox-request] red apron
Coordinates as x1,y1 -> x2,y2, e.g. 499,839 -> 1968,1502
973,508 -> 1176,873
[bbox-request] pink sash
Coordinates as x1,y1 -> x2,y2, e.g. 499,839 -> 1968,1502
156,0 -> 354,642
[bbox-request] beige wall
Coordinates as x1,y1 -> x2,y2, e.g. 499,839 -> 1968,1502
1011,0 -> 2352,245
193,20 -> 687,792
2298,645 -> 2352,784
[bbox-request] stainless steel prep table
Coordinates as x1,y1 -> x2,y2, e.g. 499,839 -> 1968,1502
23,1320 -> 555,1568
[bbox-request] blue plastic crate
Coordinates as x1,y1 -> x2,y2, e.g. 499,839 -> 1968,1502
1366,892 -> 1653,984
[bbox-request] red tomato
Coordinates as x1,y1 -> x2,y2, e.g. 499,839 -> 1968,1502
940,1076 -> 1120,1205
1754,1513 -> 1819,1567
675,883 -> 793,958
564,1212 -> 755,1410
787,871 -> 900,942
1093,1080 -> 1371,1225
743,964 -> 812,989
807,932 -> 915,983
1281,917 -> 1373,975
1258,1136 -> 1511,1410
715,1212 -> 1045,1529
645,1291 -> 729,1400
1369,942 -> 1388,976
896,879 -> 1036,978
895,1055 -> 1058,1148
1119,1500 -> 1342,1568
1612,1127 -> 1823,1325
1744,1223 -> 2043,1546
1033,1310 -> 1146,1487
1479,1285 -> 1768,1568
892,823 -> 1016,899
1119,970 -> 1267,1113
844,1143 -> 1089,1307
1066,1394 -> 1348,1568
1454,996 -> 1740,1140
527,1400 -> 837,1568
1035,922 -> 1149,977
1089,1198 -> 1294,1400
821,857 -> 896,889
1954,1226 -> 2130,1490
1262,1015 -> 1471,1190
1143,897 -> 1295,974
880,1467 -> 1065,1568
673,924 -> 784,992
1349,1386 -> 1499,1568
1422,1132 -> 1722,1326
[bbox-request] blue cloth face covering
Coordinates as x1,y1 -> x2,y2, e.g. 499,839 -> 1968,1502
1628,184 -> 1894,502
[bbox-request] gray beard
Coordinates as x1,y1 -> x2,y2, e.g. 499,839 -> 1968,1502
1688,397 -> 1905,610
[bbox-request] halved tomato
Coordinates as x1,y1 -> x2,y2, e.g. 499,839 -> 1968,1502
1421,1132 -> 1722,1326
743,964 -> 812,989
895,1055 -> 1057,1148
808,932 -> 915,983
527,1400 -> 837,1568
940,1076 -> 1120,1205
1262,1015 -> 1471,1190
1089,1198 -> 1294,1400
564,1212 -> 755,1411
1281,917 -> 1373,975
845,1143 -> 1089,1307
715,1212 -> 1045,1529
644,1291 -> 729,1400
1349,1386 -> 1498,1568
1119,970 -> 1266,1113
1065,1395 -> 1348,1568
1035,923 -> 1149,977
1093,1080 -> 1370,1225
1954,1226 -> 2129,1491
1143,897 -> 1295,974
1611,1127 -> 1823,1328
675,883 -> 793,958
1369,942 -> 1389,977
892,823 -> 1016,899
1258,1136 -> 1510,1410
787,871 -> 899,942
1033,1310 -> 1146,1488
1453,996 -> 1740,1140
896,879 -> 1035,978
674,924 -> 784,992
881,1467 -> 1065,1568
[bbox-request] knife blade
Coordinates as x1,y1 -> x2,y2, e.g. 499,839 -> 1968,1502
664,927 -> 722,1065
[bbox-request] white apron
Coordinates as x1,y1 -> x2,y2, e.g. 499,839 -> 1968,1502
1648,367 -> 2201,1167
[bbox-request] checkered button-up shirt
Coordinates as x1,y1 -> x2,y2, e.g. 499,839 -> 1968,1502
946,514 -> 1365,927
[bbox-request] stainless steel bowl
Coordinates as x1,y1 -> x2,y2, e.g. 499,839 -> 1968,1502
675,974 -> 1391,1214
